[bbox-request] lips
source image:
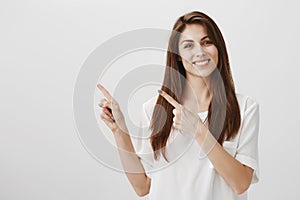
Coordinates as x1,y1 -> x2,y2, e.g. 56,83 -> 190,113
192,59 -> 210,66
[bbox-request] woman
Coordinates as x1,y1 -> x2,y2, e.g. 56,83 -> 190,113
97,11 -> 260,200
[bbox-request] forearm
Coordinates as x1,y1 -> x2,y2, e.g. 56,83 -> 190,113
113,129 -> 150,196
195,127 -> 253,195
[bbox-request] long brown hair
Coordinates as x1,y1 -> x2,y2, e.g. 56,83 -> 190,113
150,11 -> 241,160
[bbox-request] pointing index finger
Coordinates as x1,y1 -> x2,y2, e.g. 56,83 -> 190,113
158,90 -> 181,108
97,84 -> 113,100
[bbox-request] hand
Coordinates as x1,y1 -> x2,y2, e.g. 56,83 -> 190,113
97,84 -> 128,134
158,90 -> 205,139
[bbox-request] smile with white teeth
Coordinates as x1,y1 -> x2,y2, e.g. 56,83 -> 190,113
192,59 -> 210,66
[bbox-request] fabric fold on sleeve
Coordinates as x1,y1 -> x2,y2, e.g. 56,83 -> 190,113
235,99 -> 260,184
131,101 -> 155,178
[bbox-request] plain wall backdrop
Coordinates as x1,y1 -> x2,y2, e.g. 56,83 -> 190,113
1,0 -> 299,199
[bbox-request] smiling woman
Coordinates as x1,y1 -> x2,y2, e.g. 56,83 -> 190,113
178,24 -> 219,78
97,11 -> 260,200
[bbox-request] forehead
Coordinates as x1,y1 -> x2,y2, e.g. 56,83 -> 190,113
179,24 -> 208,41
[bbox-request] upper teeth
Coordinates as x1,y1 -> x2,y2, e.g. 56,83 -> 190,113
193,59 -> 209,65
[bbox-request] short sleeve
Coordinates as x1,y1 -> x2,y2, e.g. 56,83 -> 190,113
235,100 -> 260,184
131,102 -> 155,178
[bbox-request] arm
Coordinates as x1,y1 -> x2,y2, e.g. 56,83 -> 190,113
195,101 -> 260,195
97,84 -> 150,197
113,128 -> 151,197
195,130 -> 253,195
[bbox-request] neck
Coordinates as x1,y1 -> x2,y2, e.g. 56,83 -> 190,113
181,75 -> 212,112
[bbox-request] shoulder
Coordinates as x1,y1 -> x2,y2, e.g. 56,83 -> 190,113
142,94 -> 159,121
236,93 -> 260,115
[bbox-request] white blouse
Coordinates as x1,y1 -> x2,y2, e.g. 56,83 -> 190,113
131,93 -> 260,200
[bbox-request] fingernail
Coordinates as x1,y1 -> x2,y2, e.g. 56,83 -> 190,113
158,90 -> 162,94
98,102 -> 103,107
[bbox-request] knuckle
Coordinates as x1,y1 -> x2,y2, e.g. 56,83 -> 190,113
113,101 -> 119,106
179,105 -> 183,111
100,98 -> 107,104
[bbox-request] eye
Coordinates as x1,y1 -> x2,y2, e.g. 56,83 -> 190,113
202,40 -> 213,46
183,43 -> 193,49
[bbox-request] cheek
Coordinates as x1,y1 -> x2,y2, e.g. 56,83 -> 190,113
211,48 -> 218,64
179,49 -> 193,62
181,60 -> 191,70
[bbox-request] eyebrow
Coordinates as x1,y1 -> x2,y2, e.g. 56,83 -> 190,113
180,35 -> 210,45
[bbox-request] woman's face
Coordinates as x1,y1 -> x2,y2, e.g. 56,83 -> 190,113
178,24 -> 218,78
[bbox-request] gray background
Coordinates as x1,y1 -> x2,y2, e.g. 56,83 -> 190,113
1,0 -> 299,199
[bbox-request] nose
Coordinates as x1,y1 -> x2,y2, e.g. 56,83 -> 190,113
194,43 -> 206,57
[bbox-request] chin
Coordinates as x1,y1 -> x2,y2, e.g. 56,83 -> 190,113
193,68 -> 216,78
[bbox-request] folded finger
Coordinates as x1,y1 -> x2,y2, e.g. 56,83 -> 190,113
173,116 -> 180,124
102,107 -> 113,118
172,122 -> 180,130
98,98 -> 110,107
100,112 -> 115,123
